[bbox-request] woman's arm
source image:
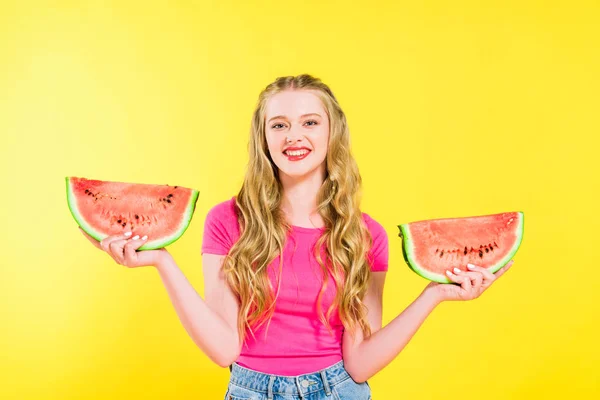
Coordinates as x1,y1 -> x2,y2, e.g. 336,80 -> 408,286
342,272 -> 441,383
154,252 -> 242,368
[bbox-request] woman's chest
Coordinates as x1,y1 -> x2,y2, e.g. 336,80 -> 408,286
265,234 -> 341,322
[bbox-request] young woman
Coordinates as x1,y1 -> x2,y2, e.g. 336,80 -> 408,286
82,74 -> 513,400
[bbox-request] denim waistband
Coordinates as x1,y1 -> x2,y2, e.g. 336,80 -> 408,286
229,360 -> 351,399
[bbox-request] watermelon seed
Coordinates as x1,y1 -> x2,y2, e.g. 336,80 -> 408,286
167,194 -> 173,198
440,250 -> 444,258
435,249 -> 439,253
485,247 -> 489,253
166,199 -> 171,203
117,219 -> 122,223
479,250 -> 483,258
494,241 -> 499,248
174,186 -> 178,189
122,223 -> 126,227
464,247 -> 467,255
135,215 -> 139,219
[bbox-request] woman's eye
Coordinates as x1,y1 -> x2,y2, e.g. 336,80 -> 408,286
305,120 -> 318,126
271,123 -> 285,129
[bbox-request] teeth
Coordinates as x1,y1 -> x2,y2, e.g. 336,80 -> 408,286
286,150 -> 309,156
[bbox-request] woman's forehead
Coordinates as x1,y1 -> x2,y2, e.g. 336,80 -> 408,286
265,90 -> 325,119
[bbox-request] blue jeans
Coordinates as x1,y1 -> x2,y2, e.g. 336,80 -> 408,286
225,360 -> 372,400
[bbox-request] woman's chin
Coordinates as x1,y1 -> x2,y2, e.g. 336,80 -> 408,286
278,166 -> 321,180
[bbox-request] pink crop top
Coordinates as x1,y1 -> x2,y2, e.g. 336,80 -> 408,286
201,196 -> 389,375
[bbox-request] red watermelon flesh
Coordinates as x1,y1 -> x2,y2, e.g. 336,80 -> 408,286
66,177 -> 199,250
398,212 -> 524,283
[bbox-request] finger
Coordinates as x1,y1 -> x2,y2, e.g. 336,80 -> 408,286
494,260 -> 515,279
461,271 -> 483,293
79,228 -> 102,249
109,239 -> 128,264
100,231 -> 133,253
466,263 -> 495,283
124,235 -> 148,266
446,270 -> 472,293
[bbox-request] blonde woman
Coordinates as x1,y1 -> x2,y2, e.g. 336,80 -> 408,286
82,74 -> 513,400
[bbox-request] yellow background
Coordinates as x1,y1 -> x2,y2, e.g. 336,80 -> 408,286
1,1 -> 598,399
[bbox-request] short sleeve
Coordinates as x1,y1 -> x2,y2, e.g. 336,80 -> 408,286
201,197 -> 240,256
363,213 -> 389,272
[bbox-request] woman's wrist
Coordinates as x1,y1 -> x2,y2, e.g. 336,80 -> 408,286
421,286 -> 445,307
153,250 -> 175,271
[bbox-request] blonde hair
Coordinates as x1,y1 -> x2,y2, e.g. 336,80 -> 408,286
222,74 -> 374,344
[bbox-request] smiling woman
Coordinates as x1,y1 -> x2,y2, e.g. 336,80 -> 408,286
81,74 -> 513,400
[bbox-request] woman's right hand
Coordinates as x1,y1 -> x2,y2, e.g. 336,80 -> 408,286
79,227 -> 171,268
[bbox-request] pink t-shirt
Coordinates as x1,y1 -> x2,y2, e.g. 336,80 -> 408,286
201,196 -> 389,375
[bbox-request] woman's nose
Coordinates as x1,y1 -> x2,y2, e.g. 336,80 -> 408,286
286,126 -> 304,143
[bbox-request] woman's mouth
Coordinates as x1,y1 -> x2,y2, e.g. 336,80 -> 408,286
283,148 -> 311,161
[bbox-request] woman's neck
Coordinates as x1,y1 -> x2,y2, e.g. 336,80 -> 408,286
279,170 -> 325,228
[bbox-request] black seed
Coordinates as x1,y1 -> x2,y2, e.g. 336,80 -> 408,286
174,186 -> 178,189
85,189 -> 89,193
167,194 -> 173,198
485,247 -> 489,253
494,242 -> 499,248
135,215 -> 139,219
435,249 -> 439,253
166,199 -> 171,203
479,250 -> 483,258
440,250 -> 444,258
464,247 -> 468,255
117,219 -> 121,223
122,223 -> 126,227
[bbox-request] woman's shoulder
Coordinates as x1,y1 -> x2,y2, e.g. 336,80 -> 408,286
206,196 -> 239,220
361,211 -> 386,236
361,212 -> 389,271
202,196 -> 240,255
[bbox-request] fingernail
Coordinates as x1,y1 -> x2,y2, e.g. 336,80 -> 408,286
446,270 -> 454,277
124,232 -> 132,237
132,235 -> 140,240
467,264 -> 475,270
141,235 -> 148,240
453,267 -> 461,274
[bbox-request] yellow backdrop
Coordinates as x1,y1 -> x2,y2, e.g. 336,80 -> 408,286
1,1 -> 598,399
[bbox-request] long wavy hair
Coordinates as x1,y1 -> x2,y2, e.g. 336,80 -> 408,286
222,74 -> 374,344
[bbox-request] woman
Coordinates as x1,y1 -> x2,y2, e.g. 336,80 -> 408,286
81,74 -> 513,400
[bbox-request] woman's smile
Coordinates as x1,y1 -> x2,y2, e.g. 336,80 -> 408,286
283,147 -> 312,161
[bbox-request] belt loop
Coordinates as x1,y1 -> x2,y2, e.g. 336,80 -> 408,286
267,375 -> 275,400
320,369 -> 331,395
295,376 -> 306,399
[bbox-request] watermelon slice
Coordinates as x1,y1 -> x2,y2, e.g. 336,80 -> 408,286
66,177 -> 199,250
398,212 -> 524,283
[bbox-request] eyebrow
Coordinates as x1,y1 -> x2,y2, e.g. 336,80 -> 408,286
267,113 -> 322,123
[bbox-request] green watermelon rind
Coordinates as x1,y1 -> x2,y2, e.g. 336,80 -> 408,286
65,177 -> 199,251
397,212 -> 524,284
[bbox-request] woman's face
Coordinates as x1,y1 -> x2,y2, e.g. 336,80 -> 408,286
264,90 -> 330,181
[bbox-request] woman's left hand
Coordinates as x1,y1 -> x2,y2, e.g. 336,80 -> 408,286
425,260 -> 514,302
